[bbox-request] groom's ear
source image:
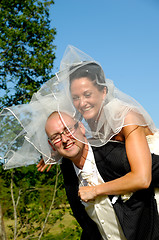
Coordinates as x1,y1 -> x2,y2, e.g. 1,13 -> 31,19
48,140 -> 56,151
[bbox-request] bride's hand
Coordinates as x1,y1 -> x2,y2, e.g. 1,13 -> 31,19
78,186 -> 97,202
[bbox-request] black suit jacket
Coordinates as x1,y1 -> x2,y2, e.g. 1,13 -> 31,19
61,141 -> 159,240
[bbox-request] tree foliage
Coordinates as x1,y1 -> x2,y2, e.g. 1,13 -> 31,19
0,1 -> 82,239
0,0 -> 56,108
0,164 -> 72,239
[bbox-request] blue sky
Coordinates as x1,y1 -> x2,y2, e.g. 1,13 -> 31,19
50,0 -> 159,127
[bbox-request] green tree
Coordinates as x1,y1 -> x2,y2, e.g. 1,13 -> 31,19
0,0 -> 56,108
0,202 -> 7,240
0,1 -> 59,238
0,164 -> 68,239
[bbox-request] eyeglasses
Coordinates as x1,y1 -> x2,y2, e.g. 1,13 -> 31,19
48,122 -> 79,145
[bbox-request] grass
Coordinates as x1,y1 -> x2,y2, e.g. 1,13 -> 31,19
3,207 -> 82,239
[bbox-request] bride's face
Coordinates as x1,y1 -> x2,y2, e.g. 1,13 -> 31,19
70,77 -> 106,121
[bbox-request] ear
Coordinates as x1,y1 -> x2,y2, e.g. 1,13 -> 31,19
78,122 -> 85,136
48,140 -> 56,151
102,86 -> 107,100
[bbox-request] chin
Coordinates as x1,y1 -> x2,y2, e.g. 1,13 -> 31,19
63,146 -> 79,158
82,111 -> 97,121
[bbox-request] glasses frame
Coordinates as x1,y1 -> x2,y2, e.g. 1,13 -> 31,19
48,122 -> 79,145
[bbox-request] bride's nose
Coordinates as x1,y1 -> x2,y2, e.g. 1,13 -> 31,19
79,97 -> 87,107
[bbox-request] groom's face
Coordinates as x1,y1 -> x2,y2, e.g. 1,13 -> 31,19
45,112 -> 86,161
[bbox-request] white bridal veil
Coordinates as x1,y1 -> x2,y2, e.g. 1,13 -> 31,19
0,45 -> 157,169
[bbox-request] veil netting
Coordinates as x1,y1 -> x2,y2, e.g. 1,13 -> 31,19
0,45 -> 157,169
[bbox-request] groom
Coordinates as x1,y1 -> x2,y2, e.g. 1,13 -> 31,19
38,111 -> 159,240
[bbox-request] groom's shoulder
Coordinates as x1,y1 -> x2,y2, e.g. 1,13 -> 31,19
92,140 -> 126,156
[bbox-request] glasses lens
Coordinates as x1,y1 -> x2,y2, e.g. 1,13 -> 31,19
52,135 -> 61,144
50,123 -> 78,145
66,122 -> 78,136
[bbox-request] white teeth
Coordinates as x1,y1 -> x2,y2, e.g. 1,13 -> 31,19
82,106 -> 92,112
65,143 -> 74,149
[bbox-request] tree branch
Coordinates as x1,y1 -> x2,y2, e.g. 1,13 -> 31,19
38,166 -> 61,239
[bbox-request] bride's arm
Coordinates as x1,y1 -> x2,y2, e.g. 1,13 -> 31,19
78,125 -> 152,202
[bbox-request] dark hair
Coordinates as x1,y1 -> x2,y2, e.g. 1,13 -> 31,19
69,62 -> 106,92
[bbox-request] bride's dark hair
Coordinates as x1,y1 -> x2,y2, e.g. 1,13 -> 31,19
69,62 -> 106,92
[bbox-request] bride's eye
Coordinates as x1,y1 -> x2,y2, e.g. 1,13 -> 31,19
72,96 -> 80,101
84,92 -> 92,98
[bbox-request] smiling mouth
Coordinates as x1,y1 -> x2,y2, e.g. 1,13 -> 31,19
81,106 -> 93,112
64,142 -> 74,149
